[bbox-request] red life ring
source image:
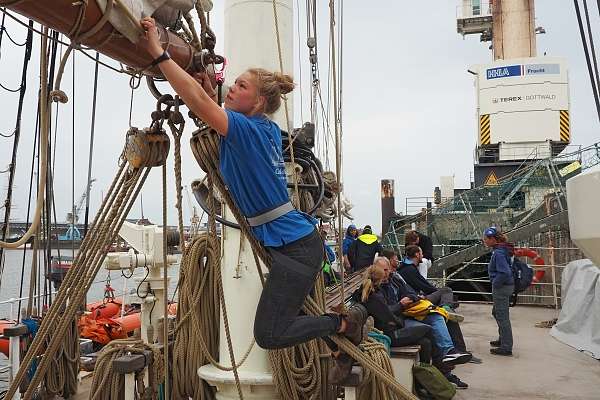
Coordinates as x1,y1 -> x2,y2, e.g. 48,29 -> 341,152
514,248 -> 545,283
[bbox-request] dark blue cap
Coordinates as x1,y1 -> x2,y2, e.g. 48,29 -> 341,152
484,226 -> 498,237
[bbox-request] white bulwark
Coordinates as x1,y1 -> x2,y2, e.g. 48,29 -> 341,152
473,57 -> 570,161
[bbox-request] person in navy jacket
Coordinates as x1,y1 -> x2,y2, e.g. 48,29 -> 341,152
484,227 -> 514,356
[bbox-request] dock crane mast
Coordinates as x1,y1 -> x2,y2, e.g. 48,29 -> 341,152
62,179 -> 96,241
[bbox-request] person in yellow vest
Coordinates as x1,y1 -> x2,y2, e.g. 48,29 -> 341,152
347,225 -> 383,272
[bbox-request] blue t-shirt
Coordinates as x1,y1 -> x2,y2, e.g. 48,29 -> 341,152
219,110 -> 316,247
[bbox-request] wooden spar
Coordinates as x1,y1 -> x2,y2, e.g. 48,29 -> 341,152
0,0 -> 199,76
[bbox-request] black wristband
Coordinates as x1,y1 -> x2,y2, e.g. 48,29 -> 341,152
150,51 -> 170,67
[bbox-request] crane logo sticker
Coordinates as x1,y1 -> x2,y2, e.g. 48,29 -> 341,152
484,171 -> 499,186
486,63 -> 560,80
486,65 -> 521,80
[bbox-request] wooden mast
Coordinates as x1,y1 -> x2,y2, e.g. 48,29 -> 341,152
0,0 -> 202,75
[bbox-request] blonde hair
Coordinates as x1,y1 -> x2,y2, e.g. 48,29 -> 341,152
361,264 -> 386,303
247,68 -> 295,115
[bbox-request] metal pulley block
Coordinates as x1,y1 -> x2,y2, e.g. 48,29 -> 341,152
125,127 -> 171,169
190,123 -> 220,173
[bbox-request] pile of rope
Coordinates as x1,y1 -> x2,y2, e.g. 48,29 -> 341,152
171,233 -> 221,399
89,339 -> 164,400
356,337 -> 399,400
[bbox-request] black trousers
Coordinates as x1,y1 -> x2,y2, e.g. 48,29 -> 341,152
253,230 -> 339,349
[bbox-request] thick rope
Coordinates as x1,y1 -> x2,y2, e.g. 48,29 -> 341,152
172,234 -> 220,399
356,337 -> 399,400
41,317 -> 79,398
328,0 -> 346,312
162,161 -> 170,399
89,339 -> 164,400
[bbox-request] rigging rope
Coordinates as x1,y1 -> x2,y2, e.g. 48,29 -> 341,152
574,0 -> 600,124
271,0 -> 301,208
3,138 -> 159,398
0,24 -> 46,248
83,51 -> 100,238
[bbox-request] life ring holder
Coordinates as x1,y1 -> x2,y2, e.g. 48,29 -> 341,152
514,248 -> 546,283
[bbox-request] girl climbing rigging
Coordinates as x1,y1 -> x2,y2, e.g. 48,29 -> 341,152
139,16 -> 366,376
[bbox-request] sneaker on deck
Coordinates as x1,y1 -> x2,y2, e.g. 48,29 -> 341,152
490,347 -> 513,356
490,339 -> 501,347
442,349 -> 472,365
446,310 -> 465,323
446,373 -> 469,389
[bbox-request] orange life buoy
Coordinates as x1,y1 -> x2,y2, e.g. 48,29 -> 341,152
514,248 -> 545,283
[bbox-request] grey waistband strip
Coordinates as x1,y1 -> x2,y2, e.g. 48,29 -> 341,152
247,202 -> 295,227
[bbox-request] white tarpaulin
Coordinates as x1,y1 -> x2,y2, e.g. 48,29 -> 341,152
95,0 -> 211,43
550,259 -> 600,359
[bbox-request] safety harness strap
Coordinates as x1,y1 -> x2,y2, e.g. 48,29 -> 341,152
247,201 -> 294,227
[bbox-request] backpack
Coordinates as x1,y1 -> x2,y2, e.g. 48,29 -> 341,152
413,363 -> 456,400
403,299 -> 449,321
511,257 -> 534,293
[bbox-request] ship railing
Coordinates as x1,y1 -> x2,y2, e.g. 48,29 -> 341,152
434,259 -> 569,310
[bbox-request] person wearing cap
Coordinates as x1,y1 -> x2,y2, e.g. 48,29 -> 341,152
484,226 -> 514,356
347,225 -> 384,272
342,224 -> 358,272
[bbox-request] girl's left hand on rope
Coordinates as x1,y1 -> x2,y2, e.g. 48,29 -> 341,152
140,17 -> 163,58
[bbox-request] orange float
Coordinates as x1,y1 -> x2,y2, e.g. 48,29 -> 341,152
79,302 -> 178,345
0,319 -> 15,357
514,248 -> 546,283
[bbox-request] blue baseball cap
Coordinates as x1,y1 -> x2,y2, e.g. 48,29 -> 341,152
484,226 -> 498,237
348,224 -> 357,230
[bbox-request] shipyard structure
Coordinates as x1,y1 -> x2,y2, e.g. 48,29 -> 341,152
382,0 -> 599,306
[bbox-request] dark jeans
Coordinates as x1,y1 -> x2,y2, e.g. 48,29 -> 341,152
254,230 -> 339,349
425,287 -> 454,307
446,320 -> 467,352
492,284 -> 514,351
390,323 -> 433,363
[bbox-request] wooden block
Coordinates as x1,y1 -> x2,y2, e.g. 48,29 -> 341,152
2,324 -> 28,337
340,366 -> 364,387
112,350 -> 152,374
390,345 -> 421,358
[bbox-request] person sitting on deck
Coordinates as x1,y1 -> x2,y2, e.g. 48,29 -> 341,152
376,256 -> 472,388
141,16 -> 368,366
383,249 -> 480,363
405,230 -> 434,278
347,225 -> 383,272
398,245 -> 461,319
352,259 -> 434,364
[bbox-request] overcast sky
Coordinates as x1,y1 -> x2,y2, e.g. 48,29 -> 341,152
0,1 -> 598,237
